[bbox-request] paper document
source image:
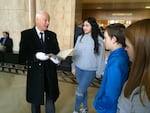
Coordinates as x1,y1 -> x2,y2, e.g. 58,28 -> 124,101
47,48 -> 73,60
57,48 -> 73,59
0,43 -> 6,52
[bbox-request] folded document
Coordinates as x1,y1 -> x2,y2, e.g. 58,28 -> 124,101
47,48 -> 73,64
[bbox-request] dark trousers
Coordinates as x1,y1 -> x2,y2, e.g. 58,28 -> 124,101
31,96 -> 55,113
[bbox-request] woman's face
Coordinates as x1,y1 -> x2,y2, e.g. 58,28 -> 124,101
125,38 -> 134,61
83,21 -> 92,34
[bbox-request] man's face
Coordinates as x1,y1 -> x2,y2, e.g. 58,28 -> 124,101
36,13 -> 50,31
3,32 -> 8,38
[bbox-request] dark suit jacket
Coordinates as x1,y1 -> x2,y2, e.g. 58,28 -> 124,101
19,27 -> 60,105
0,37 -> 13,52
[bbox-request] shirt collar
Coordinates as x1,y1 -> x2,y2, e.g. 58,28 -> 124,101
36,26 -> 44,33
35,27 -> 44,38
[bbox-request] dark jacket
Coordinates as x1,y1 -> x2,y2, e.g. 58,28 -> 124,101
19,27 -> 60,105
0,37 -> 13,52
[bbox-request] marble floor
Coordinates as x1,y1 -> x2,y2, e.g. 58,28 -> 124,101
0,71 -> 100,113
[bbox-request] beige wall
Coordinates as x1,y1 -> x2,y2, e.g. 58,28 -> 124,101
37,0 -> 76,50
0,0 -> 32,52
0,0 -> 75,51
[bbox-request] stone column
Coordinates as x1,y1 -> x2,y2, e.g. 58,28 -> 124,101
0,0 -> 36,51
0,0 -> 75,51
35,0 -> 76,50
28,0 -> 36,27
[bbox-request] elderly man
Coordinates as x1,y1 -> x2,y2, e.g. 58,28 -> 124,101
19,11 -> 60,113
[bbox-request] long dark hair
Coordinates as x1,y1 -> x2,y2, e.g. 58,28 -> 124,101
81,17 -> 100,54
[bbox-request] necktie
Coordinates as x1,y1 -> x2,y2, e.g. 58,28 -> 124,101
40,32 -> 44,45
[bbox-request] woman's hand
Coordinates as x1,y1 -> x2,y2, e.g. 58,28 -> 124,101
71,69 -> 76,78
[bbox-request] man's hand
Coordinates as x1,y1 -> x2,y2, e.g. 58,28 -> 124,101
35,52 -> 49,61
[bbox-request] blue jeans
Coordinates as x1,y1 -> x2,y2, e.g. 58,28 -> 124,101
74,66 -> 96,112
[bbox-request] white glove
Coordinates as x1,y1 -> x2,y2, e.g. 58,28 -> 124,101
35,52 -> 49,61
50,57 -> 61,64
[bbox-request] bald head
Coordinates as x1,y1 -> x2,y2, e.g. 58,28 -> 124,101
35,11 -> 50,31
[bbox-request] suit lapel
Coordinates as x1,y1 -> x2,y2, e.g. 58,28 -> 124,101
32,27 -> 46,51
44,31 -> 49,43
33,27 -> 44,46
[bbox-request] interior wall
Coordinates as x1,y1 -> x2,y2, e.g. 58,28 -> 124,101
0,0 -> 35,52
35,0 -> 76,50
0,0 -> 75,52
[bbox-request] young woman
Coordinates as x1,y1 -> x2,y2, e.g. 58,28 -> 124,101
117,19 -> 150,113
93,23 -> 130,113
72,17 -> 105,113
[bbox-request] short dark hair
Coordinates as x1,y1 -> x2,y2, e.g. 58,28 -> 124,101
3,31 -> 9,37
105,23 -> 126,47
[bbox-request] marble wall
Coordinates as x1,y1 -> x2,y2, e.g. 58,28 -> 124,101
0,0 -> 75,51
